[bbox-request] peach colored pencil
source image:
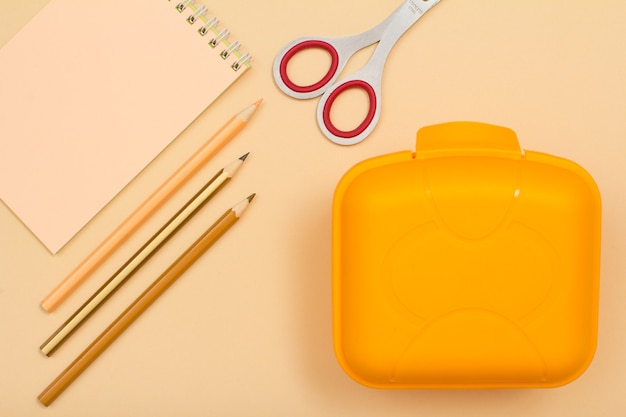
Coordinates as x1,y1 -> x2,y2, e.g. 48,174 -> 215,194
38,194 -> 255,407
41,100 -> 261,312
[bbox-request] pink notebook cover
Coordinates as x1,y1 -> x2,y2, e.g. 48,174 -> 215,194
0,0 -> 249,253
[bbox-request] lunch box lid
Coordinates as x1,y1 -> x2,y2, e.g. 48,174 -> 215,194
332,122 -> 601,388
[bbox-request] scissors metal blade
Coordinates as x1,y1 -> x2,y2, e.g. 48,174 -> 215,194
372,0 -> 441,61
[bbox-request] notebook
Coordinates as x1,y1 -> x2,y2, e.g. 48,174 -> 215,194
0,0 -> 251,254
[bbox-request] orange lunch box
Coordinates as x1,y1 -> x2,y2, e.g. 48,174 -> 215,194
332,122 -> 601,388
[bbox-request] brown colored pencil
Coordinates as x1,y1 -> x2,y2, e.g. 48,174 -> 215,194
38,194 -> 255,407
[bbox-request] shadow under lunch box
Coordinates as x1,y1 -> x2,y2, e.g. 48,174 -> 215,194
332,122 -> 601,388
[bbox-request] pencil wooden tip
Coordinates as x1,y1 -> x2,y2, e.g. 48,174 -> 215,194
247,193 -> 256,202
238,100 -> 262,121
253,98 -> 263,107
239,152 -> 250,161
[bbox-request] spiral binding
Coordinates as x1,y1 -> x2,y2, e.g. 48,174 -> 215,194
169,0 -> 252,71
187,5 -> 207,24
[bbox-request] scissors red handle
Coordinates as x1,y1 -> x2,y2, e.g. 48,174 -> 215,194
273,0 -> 443,145
274,35 -> 383,145
318,78 -> 380,145
277,40 -> 340,96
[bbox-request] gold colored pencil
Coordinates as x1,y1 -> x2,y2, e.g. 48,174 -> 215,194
38,194 -> 255,407
40,153 -> 249,357
41,100 -> 262,312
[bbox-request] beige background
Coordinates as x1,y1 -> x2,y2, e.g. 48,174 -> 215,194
1,0 -> 625,416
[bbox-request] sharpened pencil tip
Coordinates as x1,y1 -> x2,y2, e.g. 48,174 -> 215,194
247,193 -> 256,202
238,99 -> 262,121
239,152 -> 250,161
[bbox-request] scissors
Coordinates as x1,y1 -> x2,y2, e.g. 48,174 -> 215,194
273,0 -> 441,146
